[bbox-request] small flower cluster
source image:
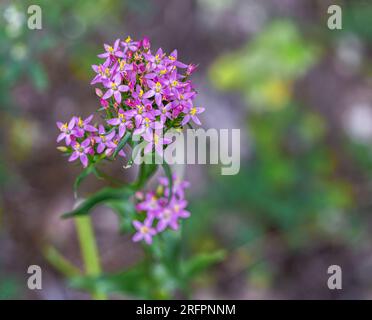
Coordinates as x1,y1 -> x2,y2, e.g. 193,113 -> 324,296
56,36 -> 204,168
132,174 -> 190,244
56,115 -> 125,167
56,36 -> 197,244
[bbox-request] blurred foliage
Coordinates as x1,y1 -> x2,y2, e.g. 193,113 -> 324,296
209,21 -> 320,111
343,1 -> 372,41
187,20 -> 362,276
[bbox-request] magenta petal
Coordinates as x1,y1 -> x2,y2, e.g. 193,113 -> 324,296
85,125 -> 97,132
107,118 -> 120,125
132,233 -> 143,242
81,139 -> 91,148
133,221 -> 142,229
181,115 -> 190,126
157,221 -> 167,232
68,152 -> 79,162
80,154 -> 88,167
57,133 -> 65,142
144,234 -> 153,245
192,115 -> 201,125
135,115 -> 142,128
119,124 -> 126,137
119,85 -> 129,92
102,89 -> 113,100
97,143 -> 105,154
143,90 -> 155,99
144,143 -> 153,154
155,94 -> 162,107
114,91 -> 122,104
106,131 -> 116,140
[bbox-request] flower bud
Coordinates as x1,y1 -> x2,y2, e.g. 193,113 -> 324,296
57,146 -> 68,152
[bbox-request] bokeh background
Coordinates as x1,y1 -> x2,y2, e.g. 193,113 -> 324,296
1,0 -> 372,299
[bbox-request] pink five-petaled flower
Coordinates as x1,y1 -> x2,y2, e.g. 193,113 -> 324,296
181,106 -> 205,126
154,103 -> 172,124
94,125 -> 116,154
102,74 -> 129,104
143,130 -> 171,155
56,118 -> 75,146
132,218 -> 156,245
98,39 -> 125,63
74,115 -> 97,137
143,80 -> 167,107
158,174 -> 190,199
121,36 -> 139,53
156,206 -> 179,232
135,192 -> 161,216
106,109 -> 134,138
69,139 -> 91,168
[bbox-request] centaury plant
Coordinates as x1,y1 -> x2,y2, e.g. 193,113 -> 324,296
53,36 -> 222,299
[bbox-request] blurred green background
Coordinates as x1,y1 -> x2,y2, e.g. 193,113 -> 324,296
1,0 -> 372,299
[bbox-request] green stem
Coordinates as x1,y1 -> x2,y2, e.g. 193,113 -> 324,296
74,215 -> 107,300
43,245 -> 81,278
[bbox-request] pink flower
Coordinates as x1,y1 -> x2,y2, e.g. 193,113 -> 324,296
94,125 -> 116,154
56,118 -> 75,145
143,129 -> 171,155
69,139 -> 92,167
98,39 -> 125,62
181,106 -> 205,126
132,218 -> 156,244
106,109 -> 134,138
74,115 -> 97,137
102,74 -> 129,104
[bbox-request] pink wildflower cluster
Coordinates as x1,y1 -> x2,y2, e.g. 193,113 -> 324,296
56,36 -> 197,244
56,36 -> 204,168
132,174 -> 190,244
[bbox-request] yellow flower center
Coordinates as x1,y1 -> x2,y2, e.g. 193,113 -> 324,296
140,226 -> 149,234
171,80 -> 178,87
100,135 -> 106,142
155,82 -> 162,93
125,36 -> 132,43
78,118 -> 83,127
111,82 -> 117,90
190,107 -> 197,116
169,55 -> 176,61
137,105 -> 144,114
174,204 -> 180,213
163,209 -> 171,219
108,46 -> 114,53
139,89 -> 144,97
144,117 -> 150,127
154,134 -> 159,145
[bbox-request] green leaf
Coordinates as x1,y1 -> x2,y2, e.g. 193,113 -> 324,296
113,132 -> 131,158
182,250 -> 226,279
73,165 -> 97,199
162,161 -> 173,202
135,161 -> 158,189
62,185 -> 134,218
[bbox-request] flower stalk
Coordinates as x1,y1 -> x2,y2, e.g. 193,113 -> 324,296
74,215 -> 107,300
